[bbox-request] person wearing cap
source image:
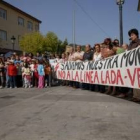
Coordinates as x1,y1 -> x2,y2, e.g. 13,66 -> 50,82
128,28 -> 140,102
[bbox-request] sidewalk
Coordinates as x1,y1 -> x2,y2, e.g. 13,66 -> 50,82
0,86 -> 140,140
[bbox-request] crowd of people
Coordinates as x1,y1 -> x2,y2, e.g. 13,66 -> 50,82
0,28 -> 140,102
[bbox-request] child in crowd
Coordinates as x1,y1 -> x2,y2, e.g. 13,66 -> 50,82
30,59 -> 35,87
44,61 -> 51,88
33,60 -> 39,87
8,60 -> 17,88
16,62 -> 22,87
22,63 -> 31,88
37,61 -> 45,88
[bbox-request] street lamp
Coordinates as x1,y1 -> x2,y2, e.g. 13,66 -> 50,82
116,0 -> 125,46
11,35 -> 16,51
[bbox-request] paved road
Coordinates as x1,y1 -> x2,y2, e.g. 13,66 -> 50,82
0,86 -> 140,140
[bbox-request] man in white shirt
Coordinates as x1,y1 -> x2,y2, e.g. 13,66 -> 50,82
73,45 -> 84,62
73,45 -> 84,88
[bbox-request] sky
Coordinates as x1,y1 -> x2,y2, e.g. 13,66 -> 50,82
4,0 -> 140,46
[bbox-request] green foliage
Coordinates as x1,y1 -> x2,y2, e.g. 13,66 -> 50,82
58,38 -> 68,54
19,31 -> 68,54
19,32 -> 45,54
44,32 -> 59,53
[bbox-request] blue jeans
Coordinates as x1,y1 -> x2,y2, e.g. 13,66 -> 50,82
45,75 -> 50,86
9,76 -> 17,88
6,74 -> 10,87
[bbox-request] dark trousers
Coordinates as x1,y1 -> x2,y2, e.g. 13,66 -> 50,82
100,85 -> 105,93
33,75 -> 38,87
9,76 -> 17,88
69,81 -> 73,87
0,76 -> 4,87
82,83 -> 90,90
16,75 -> 22,87
45,75 -> 50,86
73,81 -> 79,88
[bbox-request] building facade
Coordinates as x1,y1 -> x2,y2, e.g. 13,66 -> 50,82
0,0 -> 41,53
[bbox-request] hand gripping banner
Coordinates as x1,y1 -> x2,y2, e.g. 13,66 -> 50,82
54,46 -> 140,89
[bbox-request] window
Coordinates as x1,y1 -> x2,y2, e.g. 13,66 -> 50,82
0,8 -> 7,20
35,24 -> 39,31
0,30 -> 7,41
27,21 -> 33,31
18,17 -> 24,26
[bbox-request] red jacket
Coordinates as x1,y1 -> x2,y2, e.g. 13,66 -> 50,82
8,64 -> 17,76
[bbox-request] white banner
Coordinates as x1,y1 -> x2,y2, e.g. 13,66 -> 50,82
54,46 -> 140,89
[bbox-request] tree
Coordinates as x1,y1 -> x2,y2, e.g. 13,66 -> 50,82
44,32 -> 59,53
59,38 -> 68,54
19,32 -> 45,54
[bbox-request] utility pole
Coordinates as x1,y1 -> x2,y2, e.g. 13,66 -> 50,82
73,1 -> 76,52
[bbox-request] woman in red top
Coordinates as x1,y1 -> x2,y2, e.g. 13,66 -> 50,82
8,60 -> 17,88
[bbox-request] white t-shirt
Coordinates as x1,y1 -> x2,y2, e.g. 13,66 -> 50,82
68,53 -> 75,61
93,52 -> 102,62
30,64 -> 35,71
73,51 -> 84,62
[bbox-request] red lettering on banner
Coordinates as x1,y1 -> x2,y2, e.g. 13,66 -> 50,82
58,70 -> 64,79
66,71 -> 70,80
72,71 -> 74,80
137,68 -> 140,88
80,71 -> 83,82
127,68 -> 136,86
90,71 -> 94,84
94,71 -> 99,84
105,71 -> 110,84
116,70 -> 124,85
62,71 -> 66,79
101,71 -> 105,84
86,71 -> 91,83
74,71 -> 79,81
111,70 -> 116,84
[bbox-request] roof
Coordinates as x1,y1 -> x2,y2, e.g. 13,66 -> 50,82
0,0 -> 42,23
138,0 -> 140,11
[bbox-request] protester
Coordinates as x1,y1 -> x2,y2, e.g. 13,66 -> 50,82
93,44 -> 102,61
22,63 -> 31,88
122,43 -> 129,51
37,61 -> 45,88
68,47 -> 75,61
0,58 -> 5,88
73,45 -> 84,88
82,44 -> 93,90
92,44 -> 102,92
73,45 -> 84,62
8,60 -> 17,88
16,62 -> 22,87
5,61 -> 10,88
34,59 -> 39,87
0,30 -> 140,104
83,44 -> 93,61
128,28 -> 140,102
59,53 -> 66,63
68,47 -> 75,87
102,38 -> 116,95
44,61 -> 51,87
